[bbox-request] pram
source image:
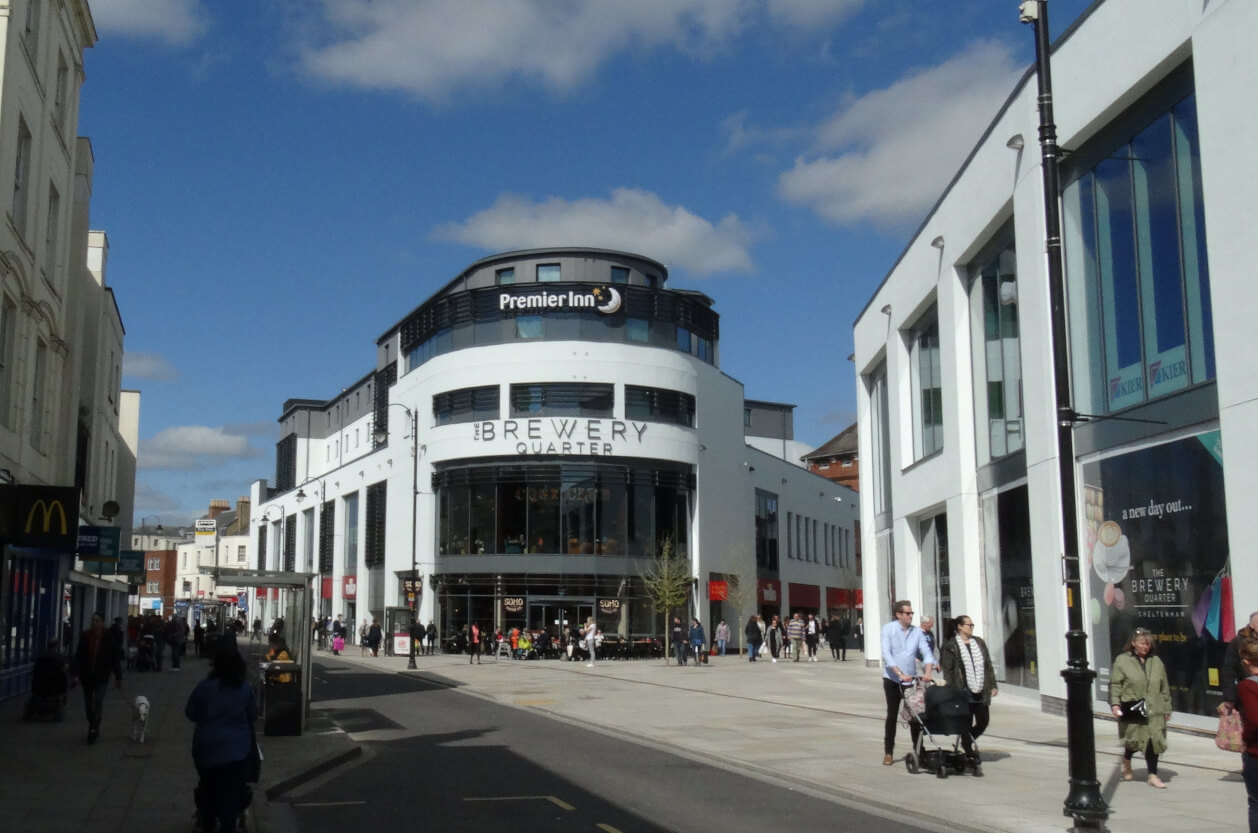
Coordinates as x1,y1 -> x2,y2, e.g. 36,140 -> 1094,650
135,634 -> 158,672
901,680 -> 978,778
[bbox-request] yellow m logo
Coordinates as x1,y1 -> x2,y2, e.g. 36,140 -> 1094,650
25,499 -> 67,535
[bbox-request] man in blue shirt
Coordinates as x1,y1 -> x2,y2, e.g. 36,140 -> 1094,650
881,600 -> 935,765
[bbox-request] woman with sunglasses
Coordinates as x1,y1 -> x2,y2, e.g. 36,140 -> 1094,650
1109,627 -> 1171,788
941,615 -> 998,775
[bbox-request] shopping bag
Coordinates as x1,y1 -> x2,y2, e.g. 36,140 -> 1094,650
1216,710 -> 1244,753
332,636 -> 345,652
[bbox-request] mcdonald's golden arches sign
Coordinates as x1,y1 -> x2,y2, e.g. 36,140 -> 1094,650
0,485 -> 81,551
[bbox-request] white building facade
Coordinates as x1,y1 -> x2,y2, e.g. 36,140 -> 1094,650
253,248 -> 857,650
853,0 -> 1254,727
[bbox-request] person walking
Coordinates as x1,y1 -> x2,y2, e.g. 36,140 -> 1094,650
940,614 -> 998,774
250,618 -> 263,644
426,621 -> 438,655
671,617 -> 688,666
1234,638 -> 1258,833
715,620 -> 730,657
787,613 -> 806,662
582,617 -> 598,667
186,644 -> 257,833
72,612 -> 123,744
830,616 -> 848,661
880,600 -> 935,765
167,614 -> 189,671
1110,627 -> 1171,788
689,618 -> 706,667
1221,612 -> 1258,717
805,613 -> 820,662
359,619 -> 370,657
744,616 -> 762,662
468,621 -> 483,664
919,616 -> 939,675
330,614 -> 346,655
193,621 -> 205,658
767,615 -> 783,662
366,619 -> 383,658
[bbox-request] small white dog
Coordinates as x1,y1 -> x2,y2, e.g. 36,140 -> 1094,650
131,695 -> 150,743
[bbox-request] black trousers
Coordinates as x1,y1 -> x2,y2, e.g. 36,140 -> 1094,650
883,678 -> 921,755
195,758 -> 250,832
81,680 -> 108,730
962,700 -> 990,755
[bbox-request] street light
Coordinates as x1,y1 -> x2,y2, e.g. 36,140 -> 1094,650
373,403 -> 421,670
1019,1 -> 1107,824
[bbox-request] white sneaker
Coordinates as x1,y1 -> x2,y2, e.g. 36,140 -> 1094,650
771,658 -> 777,663
586,662 -> 594,667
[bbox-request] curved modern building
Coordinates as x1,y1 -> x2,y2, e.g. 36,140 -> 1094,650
251,248 -> 857,648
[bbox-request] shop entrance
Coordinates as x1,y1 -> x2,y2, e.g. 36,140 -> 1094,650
529,599 -> 593,655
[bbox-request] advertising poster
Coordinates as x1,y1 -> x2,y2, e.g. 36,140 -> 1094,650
1082,430 -> 1230,716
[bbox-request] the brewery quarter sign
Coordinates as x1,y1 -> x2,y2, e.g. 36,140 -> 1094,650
473,418 -> 648,456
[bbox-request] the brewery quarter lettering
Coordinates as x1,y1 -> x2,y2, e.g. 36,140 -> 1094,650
473,419 -> 650,456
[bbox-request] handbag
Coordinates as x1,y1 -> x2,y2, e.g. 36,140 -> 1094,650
1119,699 -> 1148,722
1216,709 -> 1244,753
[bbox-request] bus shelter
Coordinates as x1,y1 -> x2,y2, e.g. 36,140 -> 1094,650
214,568 -> 315,730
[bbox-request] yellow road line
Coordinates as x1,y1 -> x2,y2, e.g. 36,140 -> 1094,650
463,795 -> 575,811
596,824 -> 625,833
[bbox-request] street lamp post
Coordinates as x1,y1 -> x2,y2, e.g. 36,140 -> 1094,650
374,404 -> 421,670
1019,1 -> 1107,824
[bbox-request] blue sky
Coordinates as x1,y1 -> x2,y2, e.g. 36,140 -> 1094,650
81,0 -> 1094,527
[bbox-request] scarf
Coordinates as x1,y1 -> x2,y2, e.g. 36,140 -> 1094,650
959,637 -> 985,694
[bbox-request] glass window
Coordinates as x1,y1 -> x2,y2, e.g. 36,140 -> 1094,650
509,383 -> 614,418
434,385 -> 499,426
0,296 -> 15,426
624,386 -> 695,427
676,326 -> 692,353
516,315 -> 543,339
1064,91 -> 1214,415
755,489 -> 779,571
610,266 -> 630,284
343,492 -> 359,572
971,237 -> 1023,462
537,264 -> 561,282
625,318 -> 648,343
496,267 -> 515,285
910,312 -> 943,459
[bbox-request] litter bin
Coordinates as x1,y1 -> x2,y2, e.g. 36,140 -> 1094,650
263,663 -> 302,736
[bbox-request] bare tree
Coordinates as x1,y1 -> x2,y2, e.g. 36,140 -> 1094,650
721,573 -> 755,657
638,536 -> 692,664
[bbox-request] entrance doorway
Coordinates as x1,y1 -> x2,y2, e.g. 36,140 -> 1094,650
529,600 -> 593,656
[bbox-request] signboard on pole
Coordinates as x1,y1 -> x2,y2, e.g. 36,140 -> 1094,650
118,550 -> 144,575
195,519 -> 216,539
77,526 -> 121,560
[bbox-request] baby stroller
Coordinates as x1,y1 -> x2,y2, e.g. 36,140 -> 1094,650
901,680 -> 976,778
135,634 -> 158,672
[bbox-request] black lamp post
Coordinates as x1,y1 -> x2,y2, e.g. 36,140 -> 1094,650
375,404 -> 420,671
1019,0 -> 1108,824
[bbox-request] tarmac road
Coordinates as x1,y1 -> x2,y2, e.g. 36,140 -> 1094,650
285,659 -> 945,833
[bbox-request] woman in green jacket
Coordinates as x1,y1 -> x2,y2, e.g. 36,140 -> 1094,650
940,615 -> 998,773
1109,627 -> 1171,788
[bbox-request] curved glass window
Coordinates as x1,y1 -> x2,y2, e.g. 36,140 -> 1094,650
434,385 -> 499,426
509,383 -> 613,418
625,385 -> 695,427
399,283 -> 719,373
435,461 -> 693,558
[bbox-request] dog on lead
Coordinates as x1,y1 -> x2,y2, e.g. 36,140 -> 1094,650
131,695 -> 150,743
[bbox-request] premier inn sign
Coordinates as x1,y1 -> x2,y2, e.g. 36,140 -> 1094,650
0,485 -> 81,551
498,286 -> 622,315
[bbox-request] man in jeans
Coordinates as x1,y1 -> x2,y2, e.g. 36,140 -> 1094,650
671,617 -> 688,666
880,600 -> 935,765
787,612 -> 806,662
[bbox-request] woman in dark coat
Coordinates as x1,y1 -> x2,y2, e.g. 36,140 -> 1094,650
367,619 -> 383,657
940,614 -> 998,773
186,644 -> 257,831
744,616 -> 763,662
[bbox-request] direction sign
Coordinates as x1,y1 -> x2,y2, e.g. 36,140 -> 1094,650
118,550 -> 144,574
77,526 -> 121,559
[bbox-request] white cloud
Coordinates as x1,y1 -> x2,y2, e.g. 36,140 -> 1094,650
294,0 -> 860,99
122,352 -> 179,383
89,0 -> 209,45
139,425 -> 264,471
777,40 -> 1022,228
433,188 -> 759,276
766,0 -> 863,29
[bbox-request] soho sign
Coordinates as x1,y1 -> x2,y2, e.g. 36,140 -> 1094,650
474,418 -> 648,456
498,286 -> 622,314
